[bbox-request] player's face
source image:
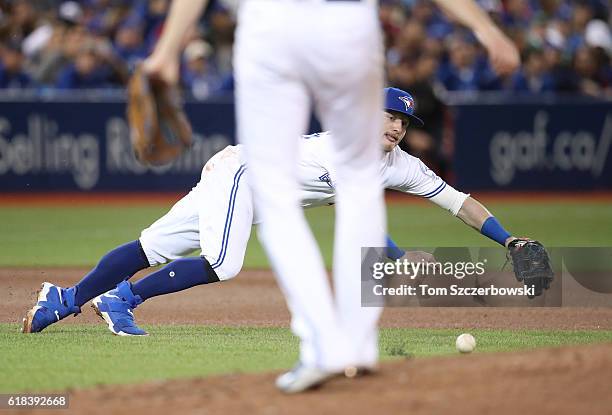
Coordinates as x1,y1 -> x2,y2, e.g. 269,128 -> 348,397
382,111 -> 409,152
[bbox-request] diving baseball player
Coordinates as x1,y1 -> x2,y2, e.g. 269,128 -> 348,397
141,0 -> 520,394
23,88 -> 531,354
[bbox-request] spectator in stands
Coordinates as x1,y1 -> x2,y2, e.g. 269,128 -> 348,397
411,0 -> 453,40
181,39 -> 223,100
584,19 -> 612,55
438,34 -> 501,92
55,44 -> 112,89
112,20 -> 147,69
205,7 -> 235,76
388,19 -> 448,175
565,1 -> 595,55
82,0 -> 131,39
27,3 -> 86,86
509,47 -> 555,93
573,45 -> 611,96
500,0 -> 533,29
0,39 -> 31,88
0,0 -> 38,41
379,0 -> 403,50
387,19 -> 428,90
397,51 -> 448,176
540,42 -> 580,93
124,0 -> 168,53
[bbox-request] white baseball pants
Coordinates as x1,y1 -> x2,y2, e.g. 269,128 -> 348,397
235,0 -> 386,371
139,146 -> 254,281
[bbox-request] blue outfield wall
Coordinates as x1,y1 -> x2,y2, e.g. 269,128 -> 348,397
0,92 -> 610,191
0,94 -> 235,191
451,95 -> 612,190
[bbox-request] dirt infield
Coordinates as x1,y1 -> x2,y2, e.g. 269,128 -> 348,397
0,268 -> 612,329
3,268 -> 612,329
3,268 -> 612,415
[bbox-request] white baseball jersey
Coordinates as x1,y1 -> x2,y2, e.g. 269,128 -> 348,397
140,132 -> 467,277
297,132 -> 467,214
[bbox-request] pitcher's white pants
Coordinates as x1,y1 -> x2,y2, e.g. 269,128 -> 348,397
235,0 -> 386,371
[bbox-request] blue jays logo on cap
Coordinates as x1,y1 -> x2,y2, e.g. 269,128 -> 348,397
384,87 -> 424,127
398,95 -> 414,111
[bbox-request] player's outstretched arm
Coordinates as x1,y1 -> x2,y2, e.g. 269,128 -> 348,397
432,0 -> 520,75
456,198 -> 553,297
142,0 -> 209,85
386,236 -> 406,260
456,197 -> 516,247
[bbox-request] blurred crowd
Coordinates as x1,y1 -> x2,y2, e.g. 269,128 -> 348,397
0,0 -> 610,98
381,0 -> 611,175
0,0 -> 235,96
384,0 -> 611,97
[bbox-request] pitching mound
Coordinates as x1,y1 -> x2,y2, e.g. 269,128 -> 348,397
7,342 -> 611,415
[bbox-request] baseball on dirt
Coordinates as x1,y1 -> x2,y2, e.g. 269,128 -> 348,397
456,333 -> 476,353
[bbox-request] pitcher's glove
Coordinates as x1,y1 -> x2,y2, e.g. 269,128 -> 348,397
507,239 -> 554,298
126,64 -> 192,165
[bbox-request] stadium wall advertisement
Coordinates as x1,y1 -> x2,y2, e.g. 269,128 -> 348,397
0,94 -> 610,191
452,98 -> 612,190
0,97 -> 234,191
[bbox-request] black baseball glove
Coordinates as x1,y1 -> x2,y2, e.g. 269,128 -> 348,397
507,239 -> 554,298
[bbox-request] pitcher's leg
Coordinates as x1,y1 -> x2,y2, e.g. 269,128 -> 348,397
235,45 -> 346,371
315,42 -> 386,367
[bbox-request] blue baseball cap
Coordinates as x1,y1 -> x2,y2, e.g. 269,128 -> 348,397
384,87 -> 424,127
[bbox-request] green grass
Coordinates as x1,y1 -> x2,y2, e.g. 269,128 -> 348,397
0,206 -> 164,267
2,324 -> 611,392
1,200 -> 611,393
1,201 -> 611,267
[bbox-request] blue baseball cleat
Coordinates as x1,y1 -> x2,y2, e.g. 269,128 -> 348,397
91,281 -> 147,336
22,282 -> 80,333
